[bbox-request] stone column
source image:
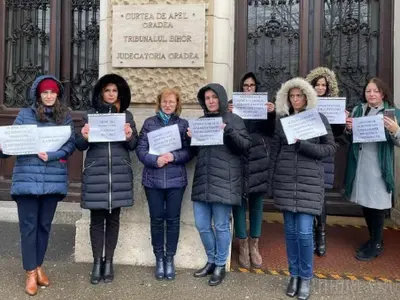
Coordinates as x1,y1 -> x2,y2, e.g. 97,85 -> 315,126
391,0 -> 400,224
74,0 -> 236,269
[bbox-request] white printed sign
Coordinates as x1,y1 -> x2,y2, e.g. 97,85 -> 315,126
232,93 -> 268,119
1,125 -> 39,155
189,117 -> 224,146
37,126 -> 71,152
148,124 -> 182,155
317,97 -> 346,124
280,108 -> 328,145
88,113 -> 126,142
352,115 -> 386,143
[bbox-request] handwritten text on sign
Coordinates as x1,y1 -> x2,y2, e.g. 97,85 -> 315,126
112,4 -> 205,68
232,93 -> 268,120
148,124 -> 182,155
352,115 -> 386,143
280,109 -> 327,145
189,117 -> 224,146
88,113 -> 126,143
1,125 -> 38,155
38,126 -> 71,152
0,125 -> 72,155
317,97 -> 346,124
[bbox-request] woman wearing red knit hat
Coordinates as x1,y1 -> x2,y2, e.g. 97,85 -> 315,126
0,75 -> 75,296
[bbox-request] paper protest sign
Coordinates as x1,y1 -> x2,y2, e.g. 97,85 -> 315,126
189,117 -> 224,146
280,108 -> 327,145
352,115 -> 386,143
1,125 -> 39,155
317,97 -> 346,124
148,124 -> 182,155
232,92 -> 268,119
88,113 -> 126,142
37,126 -> 71,152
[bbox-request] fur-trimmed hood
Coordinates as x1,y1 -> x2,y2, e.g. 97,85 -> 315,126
275,77 -> 318,116
305,67 -> 339,97
92,73 -> 131,113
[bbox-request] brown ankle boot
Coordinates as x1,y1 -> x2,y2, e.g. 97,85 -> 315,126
237,238 -> 251,269
249,237 -> 262,268
25,270 -> 38,296
37,266 -> 50,287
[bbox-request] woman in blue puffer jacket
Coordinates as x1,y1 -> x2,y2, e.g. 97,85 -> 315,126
136,87 -> 192,281
0,75 -> 75,296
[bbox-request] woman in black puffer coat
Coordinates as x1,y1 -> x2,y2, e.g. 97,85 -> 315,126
270,78 -> 336,299
228,72 -> 276,270
306,67 -> 347,257
188,83 -> 251,287
75,74 -> 138,285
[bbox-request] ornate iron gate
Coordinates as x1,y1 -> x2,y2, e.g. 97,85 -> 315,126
1,0 -> 99,110
0,0 -> 100,201
235,0 -> 394,216
240,0 -> 392,108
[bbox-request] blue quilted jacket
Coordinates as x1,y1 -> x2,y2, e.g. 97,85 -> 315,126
136,114 -> 191,189
0,75 -> 76,198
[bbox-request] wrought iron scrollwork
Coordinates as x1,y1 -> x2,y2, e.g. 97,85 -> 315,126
247,1 -> 299,96
322,0 -> 380,108
70,0 -> 100,110
4,0 -> 50,107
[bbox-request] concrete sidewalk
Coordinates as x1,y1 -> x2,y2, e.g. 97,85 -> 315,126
1,222 -> 400,300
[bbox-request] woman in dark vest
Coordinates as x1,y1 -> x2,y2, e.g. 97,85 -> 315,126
270,77 -> 336,299
344,78 -> 400,261
136,88 -> 191,280
228,72 -> 276,269
306,67 -> 346,256
75,74 -> 138,284
0,75 -> 75,296
188,83 -> 251,286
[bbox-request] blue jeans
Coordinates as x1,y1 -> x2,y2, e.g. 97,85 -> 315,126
145,187 -> 185,258
283,212 -> 314,280
193,201 -> 232,266
15,195 -> 61,271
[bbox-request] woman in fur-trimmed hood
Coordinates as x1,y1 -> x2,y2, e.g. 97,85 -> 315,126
269,77 -> 336,299
75,73 -> 138,284
306,67 -> 344,257
306,67 -> 339,97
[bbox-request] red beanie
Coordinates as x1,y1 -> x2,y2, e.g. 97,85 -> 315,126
37,79 -> 60,95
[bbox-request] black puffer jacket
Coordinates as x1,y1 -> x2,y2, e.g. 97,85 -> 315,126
238,72 -> 276,195
76,74 -> 138,210
191,83 -> 252,206
270,78 -> 337,215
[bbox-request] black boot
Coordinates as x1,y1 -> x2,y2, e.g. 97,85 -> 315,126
286,277 -> 299,297
297,278 -> 311,300
316,227 -> 326,256
155,257 -> 165,280
103,259 -> 114,283
164,256 -> 176,280
355,242 -> 384,261
193,262 -> 215,278
208,265 -> 226,286
90,258 -> 103,285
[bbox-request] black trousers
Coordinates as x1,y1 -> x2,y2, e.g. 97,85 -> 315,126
15,195 -> 61,271
145,187 -> 185,258
90,208 -> 121,260
362,206 -> 385,244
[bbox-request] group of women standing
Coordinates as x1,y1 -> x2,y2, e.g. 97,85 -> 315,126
1,67 -> 399,300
